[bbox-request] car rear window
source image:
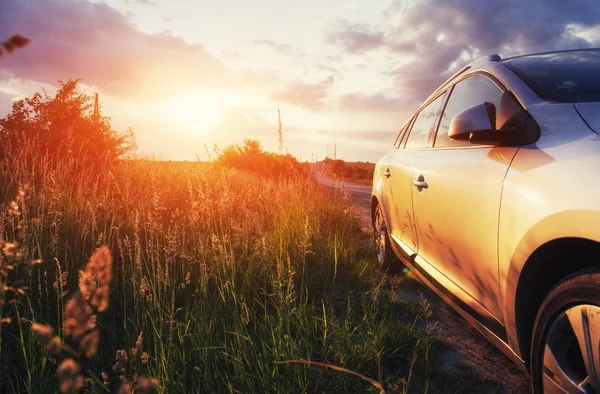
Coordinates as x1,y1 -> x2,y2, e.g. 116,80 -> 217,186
504,49 -> 600,103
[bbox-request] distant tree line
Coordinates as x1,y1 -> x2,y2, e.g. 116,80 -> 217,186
322,157 -> 373,181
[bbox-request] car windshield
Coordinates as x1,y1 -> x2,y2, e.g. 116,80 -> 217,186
504,49 -> 600,103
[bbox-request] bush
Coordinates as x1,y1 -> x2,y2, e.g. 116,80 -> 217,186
0,79 -> 135,169
217,139 -> 309,179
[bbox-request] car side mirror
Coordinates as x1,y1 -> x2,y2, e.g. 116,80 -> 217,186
449,101 -> 513,145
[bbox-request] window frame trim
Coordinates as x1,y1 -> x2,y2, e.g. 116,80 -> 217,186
394,116 -> 414,149
402,90 -> 449,150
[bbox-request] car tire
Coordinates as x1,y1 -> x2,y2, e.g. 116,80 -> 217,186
373,203 -> 400,271
530,267 -> 600,394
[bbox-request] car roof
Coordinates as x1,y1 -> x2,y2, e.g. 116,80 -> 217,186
418,49 -> 599,111
500,47 -> 600,63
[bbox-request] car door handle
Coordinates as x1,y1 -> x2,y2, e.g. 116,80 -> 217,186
412,180 -> 428,189
384,169 -> 392,178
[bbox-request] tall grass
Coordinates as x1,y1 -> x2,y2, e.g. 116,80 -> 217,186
0,146 -> 437,393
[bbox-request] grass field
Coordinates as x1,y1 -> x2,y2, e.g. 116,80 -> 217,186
0,149 -> 497,393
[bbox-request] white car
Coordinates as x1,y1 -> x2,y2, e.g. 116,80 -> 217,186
371,49 -> 600,393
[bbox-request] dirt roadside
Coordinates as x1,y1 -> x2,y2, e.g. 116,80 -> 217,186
313,165 -> 531,394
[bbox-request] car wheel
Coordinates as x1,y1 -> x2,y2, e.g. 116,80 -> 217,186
373,204 -> 400,270
531,268 -> 600,394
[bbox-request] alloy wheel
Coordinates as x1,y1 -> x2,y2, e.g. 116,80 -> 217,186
542,304 -> 600,393
374,208 -> 386,267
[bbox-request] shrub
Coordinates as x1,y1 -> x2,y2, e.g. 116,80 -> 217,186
217,139 -> 309,179
0,79 -> 135,169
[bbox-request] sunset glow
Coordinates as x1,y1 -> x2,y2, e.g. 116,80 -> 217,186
1,0 -> 600,161
159,91 -> 225,134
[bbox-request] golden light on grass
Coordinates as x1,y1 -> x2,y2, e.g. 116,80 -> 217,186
275,360 -> 387,394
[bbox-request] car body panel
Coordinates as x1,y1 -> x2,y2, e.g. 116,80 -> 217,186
498,103 -> 600,358
379,150 -> 420,254
412,146 -> 519,320
574,102 -> 600,133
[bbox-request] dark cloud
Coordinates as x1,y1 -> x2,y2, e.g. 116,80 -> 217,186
389,0 -> 600,101
270,78 -> 332,112
325,21 -> 385,54
329,0 -> 600,103
0,0 -> 229,97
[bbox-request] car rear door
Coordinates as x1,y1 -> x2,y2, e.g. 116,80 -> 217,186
382,92 -> 447,256
411,74 -> 519,325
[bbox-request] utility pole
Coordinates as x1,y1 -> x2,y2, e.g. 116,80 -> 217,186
93,92 -> 99,120
277,107 -> 283,155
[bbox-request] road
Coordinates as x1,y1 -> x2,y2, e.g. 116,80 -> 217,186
313,165 -> 531,394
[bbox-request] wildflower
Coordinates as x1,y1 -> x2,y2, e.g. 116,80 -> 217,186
113,349 -> 128,373
63,293 -> 95,339
101,372 -> 109,387
135,376 -> 157,394
80,330 -> 99,358
140,352 -> 149,364
57,358 -> 84,394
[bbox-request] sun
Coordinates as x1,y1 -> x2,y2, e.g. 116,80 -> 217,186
161,90 -> 224,134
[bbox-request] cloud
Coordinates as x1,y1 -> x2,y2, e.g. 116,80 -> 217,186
325,21 -> 385,54
328,0 -> 600,104
252,39 -> 305,57
124,0 -> 156,5
0,0 -> 229,98
0,91 -> 15,116
337,92 -> 407,113
270,79 -> 332,112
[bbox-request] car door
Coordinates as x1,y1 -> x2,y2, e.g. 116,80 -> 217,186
411,74 -> 520,324
382,92 -> 447,256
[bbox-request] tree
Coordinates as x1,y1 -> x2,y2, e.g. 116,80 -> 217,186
0,79 -> 135,166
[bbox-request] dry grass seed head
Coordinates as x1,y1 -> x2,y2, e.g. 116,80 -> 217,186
135,376 -> 157,394
117,382 -> 133,394
80,330 -> 99,358
63,293 -> 95,339
32,323 -> 62,354
57,358 -> 84,394
81,245 -> 112,311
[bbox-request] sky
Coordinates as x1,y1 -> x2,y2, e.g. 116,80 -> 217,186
1,0 -> 600,161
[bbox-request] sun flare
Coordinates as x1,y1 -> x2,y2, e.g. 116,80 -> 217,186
160,90 -> 225,134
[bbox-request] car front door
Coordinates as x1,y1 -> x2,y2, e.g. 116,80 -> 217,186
382,92 -> 446,256
411,74 -> 519,324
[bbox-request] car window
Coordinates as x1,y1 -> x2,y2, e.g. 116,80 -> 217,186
504,49 -> 600,103
434,75 -> 503,148
405,94 -> 445,149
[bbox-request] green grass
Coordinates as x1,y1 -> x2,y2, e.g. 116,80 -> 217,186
0,153 -> 497,393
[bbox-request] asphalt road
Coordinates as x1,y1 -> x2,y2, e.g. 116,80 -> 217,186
313,165 -> 531,394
